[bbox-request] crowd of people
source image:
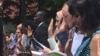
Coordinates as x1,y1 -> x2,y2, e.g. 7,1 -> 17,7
1,0 -> 100,56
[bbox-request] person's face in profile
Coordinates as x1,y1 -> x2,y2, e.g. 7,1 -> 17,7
55,10 -> 63,28
62,4 -> 74,29
34,11 -> 43,23
73,13 -> 82,30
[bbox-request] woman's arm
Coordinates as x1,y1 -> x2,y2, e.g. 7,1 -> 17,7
90,34 -> 100,56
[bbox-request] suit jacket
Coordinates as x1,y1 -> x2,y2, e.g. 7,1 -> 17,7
34,22 -> 50,49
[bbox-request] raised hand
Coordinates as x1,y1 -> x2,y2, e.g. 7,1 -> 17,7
65,29 -> 73,56
48,18 -> 54,37
54,18 -> 67,36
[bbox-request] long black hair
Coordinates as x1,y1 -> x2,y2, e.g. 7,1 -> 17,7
68,0 -> 100,31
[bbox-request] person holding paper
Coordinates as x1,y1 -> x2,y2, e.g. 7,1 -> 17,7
33,10 -> 50,50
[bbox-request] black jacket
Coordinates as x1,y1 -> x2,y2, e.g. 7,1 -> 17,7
34,22 -> 50,50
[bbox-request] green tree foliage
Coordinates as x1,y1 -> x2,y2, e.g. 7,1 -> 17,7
38,0 -> 67,19
38,0 -> 66,11
38,0 -> 66,25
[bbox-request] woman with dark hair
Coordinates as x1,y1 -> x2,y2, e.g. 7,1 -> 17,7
65,0 -> 100,56
21,20 -> 36,50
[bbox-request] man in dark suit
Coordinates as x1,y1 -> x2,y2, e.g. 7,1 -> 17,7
33,10 -> 50,50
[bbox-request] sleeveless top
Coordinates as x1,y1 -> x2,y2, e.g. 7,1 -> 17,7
74,29 -> 100,56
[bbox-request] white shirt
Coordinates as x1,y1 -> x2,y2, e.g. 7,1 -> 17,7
47,36 -> 59,51
71,32 -> 85,55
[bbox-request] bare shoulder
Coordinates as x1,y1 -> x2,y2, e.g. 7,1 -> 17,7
90,34 -> 100,45
90,34 -> 100,46
90,32 -> 100,56
92,34 -> 100,41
